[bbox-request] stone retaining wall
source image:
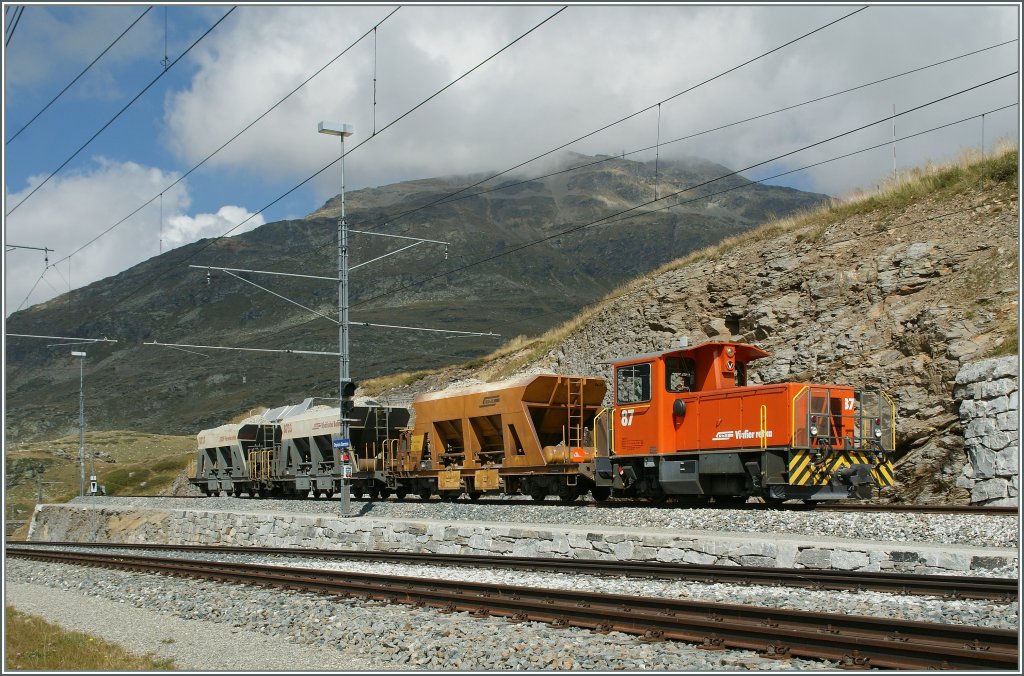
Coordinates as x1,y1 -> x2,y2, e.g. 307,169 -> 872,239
954,356 -> 1019,506
28,504 -> 1015,576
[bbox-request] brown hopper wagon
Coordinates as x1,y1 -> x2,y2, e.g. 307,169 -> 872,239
392,374 -> 608,501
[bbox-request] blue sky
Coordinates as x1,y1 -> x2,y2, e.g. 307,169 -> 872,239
3,3 -> 1020,314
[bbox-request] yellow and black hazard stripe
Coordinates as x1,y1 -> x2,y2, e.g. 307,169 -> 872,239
789,449 -> 893,487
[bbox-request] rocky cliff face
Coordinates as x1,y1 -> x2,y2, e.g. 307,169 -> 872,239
542,159 -> 1018,503
376,152 -> 1018,504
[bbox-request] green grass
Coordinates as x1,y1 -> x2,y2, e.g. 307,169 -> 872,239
5,431 -> 196,539
4,607 -> 175,671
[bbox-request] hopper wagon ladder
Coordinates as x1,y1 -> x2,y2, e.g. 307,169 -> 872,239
567,377 -> 585,448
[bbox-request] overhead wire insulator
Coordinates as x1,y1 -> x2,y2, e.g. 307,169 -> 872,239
444,244 -> 449,261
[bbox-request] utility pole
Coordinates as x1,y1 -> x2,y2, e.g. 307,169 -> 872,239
318,121 -> 355,515
72,351 -> 86,496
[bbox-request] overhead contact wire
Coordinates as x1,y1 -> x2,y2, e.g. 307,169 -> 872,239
109,6 -> 569,314
5,7 -> 238,217
48,6 -> 401,268
7,6 -> 153,143
292,21 -> 1013,266
346,6 -> 868,236
352,73 -> 1016,309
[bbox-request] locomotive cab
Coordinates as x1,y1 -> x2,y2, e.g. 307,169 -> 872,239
602,339 -> 895,504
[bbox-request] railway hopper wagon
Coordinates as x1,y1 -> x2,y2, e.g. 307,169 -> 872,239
193,417 -> 278,497
392,374 -> 608,501
286,404 -> 410,500
192,398 -> 408,498
599,341 -> 896,503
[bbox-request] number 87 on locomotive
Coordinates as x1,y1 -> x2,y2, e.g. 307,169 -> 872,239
595,339 -> 896,504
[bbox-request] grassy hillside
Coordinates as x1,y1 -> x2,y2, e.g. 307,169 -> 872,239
5,431 -> 195,538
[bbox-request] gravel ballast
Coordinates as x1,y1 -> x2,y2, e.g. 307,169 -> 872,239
5,558 -> 839,671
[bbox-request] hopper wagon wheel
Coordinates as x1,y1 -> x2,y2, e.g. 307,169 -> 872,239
395,487 -> 409,500
313,489 -> 324,499
231,488 -> 242,498
351,487 -> 365,500
378,486 -> 392,500
590,486 -> 611,502
530,489 -> 548,502
468,492 -> 483,501
325,489 -> 334,499
418,487 -> 433,501
556,484 -> 579,502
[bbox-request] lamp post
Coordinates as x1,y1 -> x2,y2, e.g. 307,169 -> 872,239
318,120 -> 354,514
71,351 -> 86,496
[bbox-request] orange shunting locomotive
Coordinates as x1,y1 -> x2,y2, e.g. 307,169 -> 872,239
600,339 -> 896,503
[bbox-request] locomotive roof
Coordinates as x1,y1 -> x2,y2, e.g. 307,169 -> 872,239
602,341 -> 770,365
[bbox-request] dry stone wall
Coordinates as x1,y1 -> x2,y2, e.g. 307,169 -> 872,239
27,504 -> 1016,576
955,356 -> 1019,506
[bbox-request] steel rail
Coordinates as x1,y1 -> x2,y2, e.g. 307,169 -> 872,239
8,541 -> 1017,602
6,547 -> 1017,670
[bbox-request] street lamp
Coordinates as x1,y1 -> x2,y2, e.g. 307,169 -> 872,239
71,351 -> 86,496
318,120 -> 354,514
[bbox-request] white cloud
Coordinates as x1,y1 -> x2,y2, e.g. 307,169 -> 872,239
164,205 -> 265,248
159,4 -> 1017,202
3,158 -> 260,315
5,5 -> 157,94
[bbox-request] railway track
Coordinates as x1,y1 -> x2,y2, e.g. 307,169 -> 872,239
8,541 -> 1017,602
6,546 -> 1016,670
97,494 -> 1019,515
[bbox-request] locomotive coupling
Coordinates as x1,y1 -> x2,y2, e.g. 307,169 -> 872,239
834,464 -> 874,487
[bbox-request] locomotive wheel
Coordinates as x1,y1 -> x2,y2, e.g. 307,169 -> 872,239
441,491 -> 460,502
714,495 -> 748,505
468,492 -> 483,501
590,486 -> 611,502
418,487 -> 432,501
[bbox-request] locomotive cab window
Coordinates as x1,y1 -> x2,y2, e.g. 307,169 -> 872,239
616,363 -> 651,404
665,357 -> 696,393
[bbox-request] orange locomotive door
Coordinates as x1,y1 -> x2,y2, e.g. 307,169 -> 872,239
613,361 -> 658,455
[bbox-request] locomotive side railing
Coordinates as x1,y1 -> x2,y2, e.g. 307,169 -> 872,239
791,387 -> 895,453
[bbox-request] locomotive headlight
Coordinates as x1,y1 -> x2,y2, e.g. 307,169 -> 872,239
810,425 -> 819,437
